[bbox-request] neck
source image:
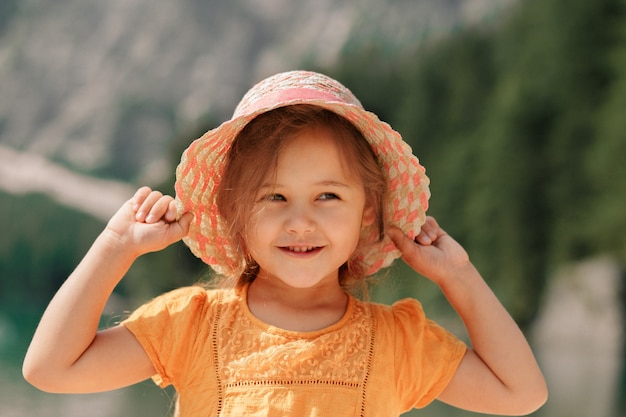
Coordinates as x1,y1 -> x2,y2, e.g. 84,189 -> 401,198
247,277 -> 349,332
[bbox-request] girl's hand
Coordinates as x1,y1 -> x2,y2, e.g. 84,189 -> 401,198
104,187 -> 193,257
387,216 -> 472,286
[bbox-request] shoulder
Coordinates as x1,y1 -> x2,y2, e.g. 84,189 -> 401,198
365,297 -> 427,324
124,285 -> 238,322
365,297 -> 461,347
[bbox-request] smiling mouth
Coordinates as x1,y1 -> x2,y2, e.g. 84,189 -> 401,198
282,245 -> 321,253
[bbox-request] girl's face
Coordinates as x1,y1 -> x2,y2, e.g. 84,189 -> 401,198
246,127 -> 375,289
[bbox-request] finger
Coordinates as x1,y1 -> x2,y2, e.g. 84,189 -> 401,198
135,190 -> 163,222
414,229 -> 433,246
131,186 -> 153,210
145,195 -> 175,224
163,200 -> 179,223
416,217 -> 434,245
418,216 -> 446,244
421,216 -> 438,236
163,212 -> 194,244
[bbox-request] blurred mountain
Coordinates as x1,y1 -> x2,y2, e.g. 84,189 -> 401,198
0,0 -> 513,188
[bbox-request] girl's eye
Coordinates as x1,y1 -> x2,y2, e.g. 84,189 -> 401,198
266,193 -> 285,201
318,193 -> 339,201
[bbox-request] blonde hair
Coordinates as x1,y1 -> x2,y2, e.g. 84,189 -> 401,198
214,104 -> 387,294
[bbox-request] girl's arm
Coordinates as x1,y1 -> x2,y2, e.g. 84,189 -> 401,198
388,217 -> 548,416
22,187 -> 192,393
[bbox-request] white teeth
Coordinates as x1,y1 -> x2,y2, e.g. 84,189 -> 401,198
288,246 -> 315,252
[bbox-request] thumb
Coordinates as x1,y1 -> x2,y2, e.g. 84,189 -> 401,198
387,226 -> 422,262
175,212 -> 194,238
387,226 -> 413,253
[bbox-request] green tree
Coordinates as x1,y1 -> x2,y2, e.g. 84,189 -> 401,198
330,0 -> 626,325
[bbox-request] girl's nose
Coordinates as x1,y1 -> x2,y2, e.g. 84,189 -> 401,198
284,204 -> 315,234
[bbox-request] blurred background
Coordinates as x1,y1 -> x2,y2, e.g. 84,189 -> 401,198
1,0 -> 625,416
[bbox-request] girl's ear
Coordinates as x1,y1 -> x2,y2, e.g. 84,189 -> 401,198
361,205 -> 376,227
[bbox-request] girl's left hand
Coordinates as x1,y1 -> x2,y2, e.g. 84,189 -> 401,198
387,216 -> 472,285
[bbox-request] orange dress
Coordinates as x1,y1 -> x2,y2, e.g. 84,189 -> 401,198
123,285 -> 466,417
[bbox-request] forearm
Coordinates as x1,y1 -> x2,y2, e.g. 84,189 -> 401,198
23,229 -> 137,377
440,264 -> 546,403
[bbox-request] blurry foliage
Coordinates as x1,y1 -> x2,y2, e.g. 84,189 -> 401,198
0,191 -> 211,312
332,0 -> 626,325
96,98 -> 178,182
2,0 -> 625,327
0,192 -> 103,308
0,0 -> 18,36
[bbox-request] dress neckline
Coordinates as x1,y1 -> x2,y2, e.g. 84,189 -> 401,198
236,282 -> 356,337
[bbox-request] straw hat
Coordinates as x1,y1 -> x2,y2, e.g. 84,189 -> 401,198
175,70 -> 429,277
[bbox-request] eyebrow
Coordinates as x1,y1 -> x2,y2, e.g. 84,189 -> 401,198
259,180 -> 351,189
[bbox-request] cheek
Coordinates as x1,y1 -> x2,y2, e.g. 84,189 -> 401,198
244,209 -> 272,247
333,210 -> 366,243
245,205 -> 266,230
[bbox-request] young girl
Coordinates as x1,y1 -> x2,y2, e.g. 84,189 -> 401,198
23,71 -> 547,416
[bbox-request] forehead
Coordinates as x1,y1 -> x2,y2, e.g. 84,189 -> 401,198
272,126 -> 363,182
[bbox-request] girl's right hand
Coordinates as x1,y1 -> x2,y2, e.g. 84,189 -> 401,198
105,186 -> 193,257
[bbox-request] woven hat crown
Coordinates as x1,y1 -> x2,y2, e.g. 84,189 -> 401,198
234,71 -> 363,118
175,70 -> 429,277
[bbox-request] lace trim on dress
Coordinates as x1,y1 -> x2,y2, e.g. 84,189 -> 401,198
210,290 -> 225,415
211,288 -> 377,416
361,303 -> 376,417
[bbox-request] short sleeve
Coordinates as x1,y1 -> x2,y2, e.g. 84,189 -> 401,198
122,286 -> 210,388
392,298 -> 467,410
